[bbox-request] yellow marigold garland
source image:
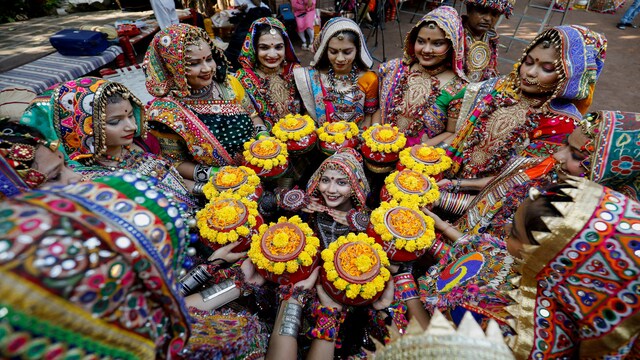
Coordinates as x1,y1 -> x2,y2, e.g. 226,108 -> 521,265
321,233 -> 391,300
272,114 -> 316,141
362,124 -> 407,153
196,192 -> 259,245
384,170 -> 440,207
248,216 -> 320,275
398,145 -> 452,176
243,137 -> 289,171
370,200 -> 436,253
317,121 -> 359,144
203,166 -> 261,200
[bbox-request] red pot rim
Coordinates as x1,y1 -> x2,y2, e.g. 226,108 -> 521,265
213,167 -> 249,191
334,242 -> 381,284
260,222 -> 306,262
393,170 -> 431,195
250,139 -> 282,160
383,207 -> 426,240
206,199 -> 249,232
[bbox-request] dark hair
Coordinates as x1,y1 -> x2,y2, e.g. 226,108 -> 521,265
520,182 -> 575,245
106,93 -> 127,105
252,24 -> 285,51
315,30 -> 367,70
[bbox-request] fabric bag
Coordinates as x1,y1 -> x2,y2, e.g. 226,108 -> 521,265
49,29 -> 109,56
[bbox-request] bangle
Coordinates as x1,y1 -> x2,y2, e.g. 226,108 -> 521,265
393,277 -> 419,301
193,164 -> 212,183
278,302 -> 302,337
452,179 -> 461,193
429,235 -> 451,258
255,131 -> 270,139
435,141 -> 448,149
192,182 -> 205,195
278,284 -> 315,305
200,278 -> 236,303
307,304 -> 346,346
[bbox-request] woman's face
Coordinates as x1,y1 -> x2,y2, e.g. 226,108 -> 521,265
105,99 -> 138,150
552,127 -> 590,178
413,24 -> 450,68
327,35 -> 357,75
256,31 -> 285,71
33,146 -> 81,186
185,39 -> 215,91
318,169 -> 353,211
519,43 -> 560,96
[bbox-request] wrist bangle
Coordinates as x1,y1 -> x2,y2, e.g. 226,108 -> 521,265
200,279 -> 236,303
307,304 -> 346,346
192,182 -> 205,195
193,164 -> 212,183
278,302 -> 302,337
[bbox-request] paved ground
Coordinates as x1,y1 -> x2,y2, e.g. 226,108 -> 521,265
0,0 -> 638,112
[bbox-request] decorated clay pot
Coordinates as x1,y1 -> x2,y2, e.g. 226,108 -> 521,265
196,196 -> 264,253
361,125 -> 407,174
319,233 -> 391,306
317,121 -> 360,156
368,204 -> 436,262
397,145 -> 452,181
272,114 -> 318,155
361,143 -> 400,173
379,169 -> 440,208
205,166 -> 263,202
242,137 -> 290,179
248,217 -> 321,285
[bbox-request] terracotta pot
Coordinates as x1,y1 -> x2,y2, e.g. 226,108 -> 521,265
286,132 -> 318,155
320,242 -> 385,306
254,222 -> 319,285
367,207 -> 428,262
361,143 -> 399,173
244,162 -> 289,179
205,211 -> 264,253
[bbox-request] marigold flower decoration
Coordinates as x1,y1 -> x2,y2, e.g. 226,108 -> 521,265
203,166 -> 261,200
321,233 -> 391,300
196,192 -> 259,245
398,145 -> 452,176
272,114 -> 316,141
370,200 -> 436,253
248,215 -> 320,275
243,137 -> 288,171
362,124 -> 407,153
317,121 -> 359,144
384,170 -> 440,207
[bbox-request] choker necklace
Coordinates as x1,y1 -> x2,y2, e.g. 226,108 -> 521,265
102,145 -> 133,167
420,63 -> 448,76
324,65 -> 363,123
189,84 -> 212,99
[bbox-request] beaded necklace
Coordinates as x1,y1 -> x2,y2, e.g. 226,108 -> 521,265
99,145 -> 142,169
323,65 -> 363,123
256,66 -> 298,124
385,64 -> 445,137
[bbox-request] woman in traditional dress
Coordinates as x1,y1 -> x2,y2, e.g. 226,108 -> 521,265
236,18 -> 302,130
447,25 -> 607,179
434,109 -> 639,240
0,120 -> 80,198
375,6 -> 468,147
27,77 -> 197,209
294,17 -> 378,128
507,178 -> 639,358
144,23 -> 266,184
0,172 -> 191,359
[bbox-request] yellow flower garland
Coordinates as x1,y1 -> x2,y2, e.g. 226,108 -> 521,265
248,216 -> 320,275
398,145 -> 452,176
317,121 -> 359,144
384,170 -> 440,207
321,233 -> 391,300
272,114 -> 316,141
243,137 -> 289,171
196,192 -> 259,245
203,166 -> 261,200
362,124 -> 407,153
370,200 -> 436,253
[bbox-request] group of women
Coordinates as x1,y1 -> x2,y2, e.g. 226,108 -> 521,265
0,4 -> 638,359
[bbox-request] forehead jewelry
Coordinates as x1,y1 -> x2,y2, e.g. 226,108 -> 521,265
269,27 -> 277,38
337,33 -> 345,41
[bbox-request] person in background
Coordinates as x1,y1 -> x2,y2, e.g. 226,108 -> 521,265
616,0 -> 640,29
462,0 -> 514,82
292,0 -> 316,50
151,0 -> 179,29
